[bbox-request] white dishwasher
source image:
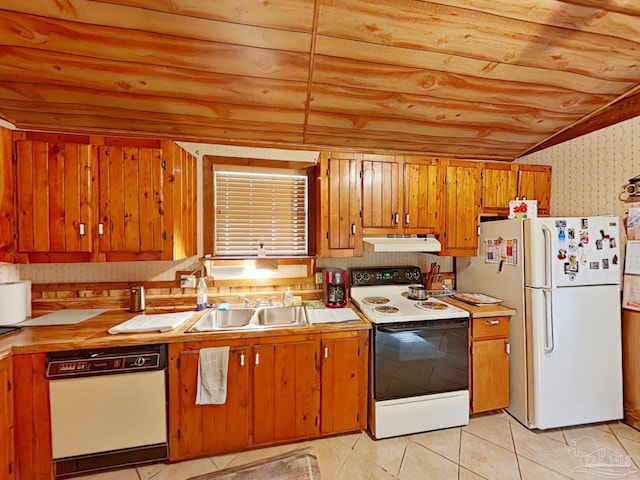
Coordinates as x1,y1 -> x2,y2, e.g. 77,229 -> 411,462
46,344 -> 168,478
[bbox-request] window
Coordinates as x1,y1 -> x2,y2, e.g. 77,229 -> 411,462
214,170 -> 308,256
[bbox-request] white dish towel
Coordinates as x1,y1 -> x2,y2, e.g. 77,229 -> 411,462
196,346 -> 230,405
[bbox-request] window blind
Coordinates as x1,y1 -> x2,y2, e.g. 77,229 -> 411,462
214,171 -> 308,256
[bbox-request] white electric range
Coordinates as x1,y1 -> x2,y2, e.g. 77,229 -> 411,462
349,266 -> 470,439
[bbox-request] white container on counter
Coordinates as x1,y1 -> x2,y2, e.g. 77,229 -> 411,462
0,281 -> 30,325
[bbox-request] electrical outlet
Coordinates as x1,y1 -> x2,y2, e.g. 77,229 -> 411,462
180,275 -> 197,288
315,272 -> 323,284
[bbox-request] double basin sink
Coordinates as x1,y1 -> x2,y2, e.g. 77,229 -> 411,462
187,305 -> 308,332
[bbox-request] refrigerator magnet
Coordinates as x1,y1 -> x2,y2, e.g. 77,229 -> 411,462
581,218 -> 589,228
610,238 -> 617,248
590,262 -> 600,269
603,259 -> 610,269
568,228 -> 575,239
596,239 -> 603,250
558,249 -> 567,260
613,254 -> 619,265
579,230 -> 589,244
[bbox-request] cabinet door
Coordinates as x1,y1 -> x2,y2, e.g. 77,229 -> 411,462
15,138 -> 95,262
97,143 -> 165,261
517,165 -> 551,215
321,331 -> 368,434
403,157 -> 439,233
361,155 -> 400,233
169,343 -> 249,460
440,160 -> 482,256
471,338 -> 510,414
320,153 -> 362,257
0,357 -> 14,480
482,163 -> 517,215
252,340 -> 320,445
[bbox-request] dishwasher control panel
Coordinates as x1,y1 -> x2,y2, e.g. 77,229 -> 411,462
46,344 -> 166,379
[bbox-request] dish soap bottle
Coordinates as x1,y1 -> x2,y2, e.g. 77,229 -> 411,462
258,242 -> 267,257
283,287 -> 294,306
196,277 -> 208,311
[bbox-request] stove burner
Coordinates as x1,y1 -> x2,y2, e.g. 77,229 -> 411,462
415,301 -> 448,311
363,296 -> 390,305
374,305 -> 399,315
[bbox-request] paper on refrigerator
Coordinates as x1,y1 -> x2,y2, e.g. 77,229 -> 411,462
484,237 -> 518,266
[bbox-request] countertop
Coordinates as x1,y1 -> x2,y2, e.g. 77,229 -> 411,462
0,302 -> 371,359
443,297 -> 517,318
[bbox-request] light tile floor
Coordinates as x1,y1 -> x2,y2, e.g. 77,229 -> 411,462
73,411 -> 640,479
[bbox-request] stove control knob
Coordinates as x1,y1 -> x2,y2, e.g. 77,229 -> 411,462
362,273 -> 371,282
134,357 -> 147,367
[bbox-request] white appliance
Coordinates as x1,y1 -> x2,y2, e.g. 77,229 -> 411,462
349,266 -> 470,439
362,234 -> 441,252
457,216 -> 623,429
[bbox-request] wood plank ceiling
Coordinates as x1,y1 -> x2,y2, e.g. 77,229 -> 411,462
1,0 -> 640,161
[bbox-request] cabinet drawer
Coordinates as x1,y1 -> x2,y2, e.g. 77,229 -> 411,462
472,316 -> 509,338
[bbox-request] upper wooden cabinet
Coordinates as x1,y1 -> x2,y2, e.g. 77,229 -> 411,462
317,152 -> 363,257
362,155 -> 439,235
517,164 -> 552,215
482,163 -> 552,217
2,132 -> 197,263
439,159 -> 483,256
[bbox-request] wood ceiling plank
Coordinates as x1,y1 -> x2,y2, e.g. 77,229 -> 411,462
0,1 -> 312,51
93,0 -> 316,32
312,55 -> 612,114
555,0 -> 640,17
304,131 -> 521,159
317,0 -> 640,81
307,111 -> 549,144
0,12 -> 310,81
315,36 -> 633,95
2,107 -> 306,143
0,46 -> 308,108
0,82 -> 307,123
431,0 -> 640,40
309,84 -> 580,133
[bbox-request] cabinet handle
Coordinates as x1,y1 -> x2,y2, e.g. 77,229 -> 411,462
506,342 -> 511,355
255,352 -> 260,365
405,214 -> 409,225
351,223 -> 356,234
486,319 -> 500,325
394,213 -> 399,224
240,352 -> 245,367
98,223 -> 104,236
324,346 -> 329,359
79,223 -> 85,236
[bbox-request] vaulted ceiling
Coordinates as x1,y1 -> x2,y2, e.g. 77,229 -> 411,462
1,0 -> 640,161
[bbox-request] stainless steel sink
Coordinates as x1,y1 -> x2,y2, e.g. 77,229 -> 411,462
256,306 -> 305,326
187,305 -> 307,332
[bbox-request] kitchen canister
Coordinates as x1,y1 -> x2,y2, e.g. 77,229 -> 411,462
0,281 -> 29,325
129,285 -> 146,312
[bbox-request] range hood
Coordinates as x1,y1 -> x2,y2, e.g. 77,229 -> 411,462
363,235 -> 442,253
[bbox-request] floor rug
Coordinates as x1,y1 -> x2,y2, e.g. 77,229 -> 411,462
186,447 -> 321,480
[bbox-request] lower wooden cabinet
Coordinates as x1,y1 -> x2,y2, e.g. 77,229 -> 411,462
169,341 -> 250,460
470,316 -> 510,414
169,329 -> 369,461
0,356 -> 15,480
320,330 -> 368,434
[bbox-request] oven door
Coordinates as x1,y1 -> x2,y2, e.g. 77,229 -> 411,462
373,318 -> 469,402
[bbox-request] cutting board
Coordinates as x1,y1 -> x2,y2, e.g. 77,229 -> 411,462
19,309 -> 110,326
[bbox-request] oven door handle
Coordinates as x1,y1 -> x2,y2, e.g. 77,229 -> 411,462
377,322 -> 467,333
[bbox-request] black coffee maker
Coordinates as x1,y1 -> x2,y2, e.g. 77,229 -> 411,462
322,268 -> 348,308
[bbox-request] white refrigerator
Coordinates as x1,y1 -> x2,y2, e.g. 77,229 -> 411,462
457,216 -> 623,429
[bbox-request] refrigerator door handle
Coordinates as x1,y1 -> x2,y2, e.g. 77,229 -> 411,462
541,224 -> 553,289
543,289 -> 554,353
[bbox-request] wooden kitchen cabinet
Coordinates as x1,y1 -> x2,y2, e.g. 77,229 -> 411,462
517,164 -> 552,215
470,316 -> 510,414
481,162 -> 518,215
317,152 -> 363,257
13,353 -> 54,480
168,341 -> 250,460
439,159 -> 483,256
7,132 -> 197,263
0,356 -> 15,480
481,163 -> 552,216
320,330 -> 369,435
252,336 -> 320,445
362,155 -> 439,235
